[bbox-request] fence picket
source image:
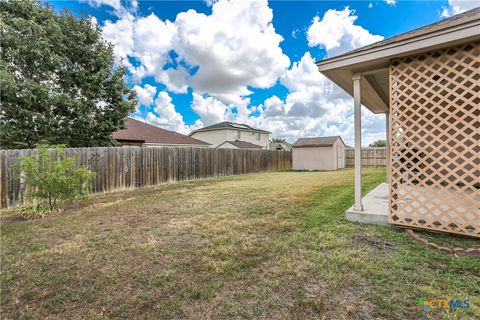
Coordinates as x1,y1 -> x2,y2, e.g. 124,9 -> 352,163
345,147 -> 386,167
0,146 -> 292,209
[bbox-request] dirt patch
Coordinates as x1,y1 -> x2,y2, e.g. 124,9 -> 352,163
299,278 -> 376,320
352,233 -> 395,252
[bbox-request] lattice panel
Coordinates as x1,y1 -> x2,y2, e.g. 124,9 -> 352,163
389,41 -> 480,238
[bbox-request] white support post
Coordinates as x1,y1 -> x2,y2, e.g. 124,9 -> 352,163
353,74 -> 363,211
385,111 -> 390,184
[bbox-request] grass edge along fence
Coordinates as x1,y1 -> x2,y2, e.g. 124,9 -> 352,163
0,146 -> 292,209
345,147 -> 386,168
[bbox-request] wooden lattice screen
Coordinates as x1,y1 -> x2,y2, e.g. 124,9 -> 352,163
389,41 -> 480,237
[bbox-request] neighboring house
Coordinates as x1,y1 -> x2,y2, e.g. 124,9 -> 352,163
268,142 -> 292,151
189,121 -> 270,148
292,136 -> 346,171
317,8 -> 479,237
217,140 -> 263,149
112,118 -> 210,147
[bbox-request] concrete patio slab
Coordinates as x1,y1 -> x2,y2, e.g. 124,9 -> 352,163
346,183 -> 389,226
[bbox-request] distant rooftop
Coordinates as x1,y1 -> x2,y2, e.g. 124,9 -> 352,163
223,140 -> 263,149
292,136 -> 345,148
113,118 -> 210,146
190,121 -> 270,135
269,141 -> 292,151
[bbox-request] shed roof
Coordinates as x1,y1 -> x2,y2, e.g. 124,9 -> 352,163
190,121 -> 270,135
316,7 -> 480,114
221,140 -> 263,149
292,136 -> 345,148
113,118 -> 210,146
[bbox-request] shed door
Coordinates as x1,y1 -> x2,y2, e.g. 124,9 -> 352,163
336,144 -> 342,169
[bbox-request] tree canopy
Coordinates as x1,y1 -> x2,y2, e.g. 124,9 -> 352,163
0,0 -> 136,149
369,139 -> 386,148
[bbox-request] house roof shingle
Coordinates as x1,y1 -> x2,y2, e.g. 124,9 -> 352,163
292,136 -> 345,148
113,118 -> 210,146
223,140 -> 263,149
190,121 -> 270,134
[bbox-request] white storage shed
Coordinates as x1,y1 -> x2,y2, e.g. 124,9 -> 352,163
292,136 -> 346,171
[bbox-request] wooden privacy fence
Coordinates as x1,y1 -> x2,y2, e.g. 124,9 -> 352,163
0,146 -> 292,209
345,147 -> 386,167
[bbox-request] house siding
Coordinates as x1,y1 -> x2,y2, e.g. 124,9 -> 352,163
191,129 -> 269,148
190,130 -> 228,148
224,130 -> 269,148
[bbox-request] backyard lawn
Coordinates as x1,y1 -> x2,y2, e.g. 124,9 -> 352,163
1,168 -> 478,319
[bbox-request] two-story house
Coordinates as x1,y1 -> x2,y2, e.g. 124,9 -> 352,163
189,122 -> 270,149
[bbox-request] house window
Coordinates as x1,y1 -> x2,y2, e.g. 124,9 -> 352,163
235,130 -> 241,139
256,133 -> 260,141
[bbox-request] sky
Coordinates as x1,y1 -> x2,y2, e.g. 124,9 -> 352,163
49,0 -> 479,146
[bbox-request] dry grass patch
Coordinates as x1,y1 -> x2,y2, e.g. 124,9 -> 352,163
1,169 -> 478,319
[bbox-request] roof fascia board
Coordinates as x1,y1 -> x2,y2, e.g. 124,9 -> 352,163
190,127 -> 271,135
216,141 -> 234,148
143,143 -> 210,147
292,144 -> 334,148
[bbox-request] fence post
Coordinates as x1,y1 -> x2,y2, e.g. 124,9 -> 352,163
0,147 -> 293,209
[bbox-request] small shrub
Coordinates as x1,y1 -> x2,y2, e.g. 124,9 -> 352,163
14,204 -> 50,220
16,144 -> 95,215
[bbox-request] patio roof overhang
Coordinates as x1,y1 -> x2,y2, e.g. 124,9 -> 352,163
316,8 -> 480,114
316,7 -> 480,215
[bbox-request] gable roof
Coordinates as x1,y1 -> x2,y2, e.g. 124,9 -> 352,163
190,121 -> 270,135
292,136 -> 345,148
269,142 -> 292,151
316,7 -> 480,114
113,118 -> 210,146
221,140 -> 263,149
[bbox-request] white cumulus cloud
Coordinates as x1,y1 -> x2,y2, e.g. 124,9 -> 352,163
133,84 -> 157,106
174,0 -> 289,104
191,92 -> 233,125
307,7 -> 383,57
80,0 -> 122,11
96,2 -> 387,145
102,13 -> 176,83
441,0 -> 478,17
254,14 -> 386,146
143,91 -> 191,133
101,0 -> 289,105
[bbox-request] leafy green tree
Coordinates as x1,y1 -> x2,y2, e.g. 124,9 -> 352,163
17,144 -> 95,215
0,0 -> 136,149
270,138 -> 286,143
369,139 -> 386,148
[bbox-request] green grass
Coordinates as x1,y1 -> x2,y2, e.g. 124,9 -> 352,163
1,168 -> 478,319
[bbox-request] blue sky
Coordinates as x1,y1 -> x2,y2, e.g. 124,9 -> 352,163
49,0 -> 478,145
